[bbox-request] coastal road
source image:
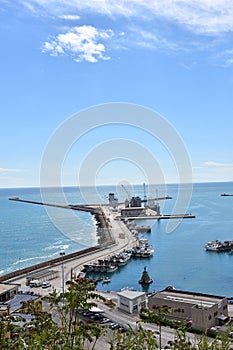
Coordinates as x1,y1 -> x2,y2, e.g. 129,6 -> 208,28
8,205 -> 137,295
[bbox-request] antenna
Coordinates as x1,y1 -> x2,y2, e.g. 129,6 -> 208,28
143,183 -> 147,201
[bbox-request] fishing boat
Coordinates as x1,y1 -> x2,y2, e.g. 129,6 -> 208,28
102,277 -> 111,284
205,240 -> 233,252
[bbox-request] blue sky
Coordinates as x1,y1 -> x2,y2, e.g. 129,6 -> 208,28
1,0 -> 233,188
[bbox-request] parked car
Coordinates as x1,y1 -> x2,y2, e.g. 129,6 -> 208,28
109,323 -> 119,330
42,281 -> 51,288
100,318 -> 110,324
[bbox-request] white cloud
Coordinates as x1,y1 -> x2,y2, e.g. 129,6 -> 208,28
0,167 -> 25,173
59,14 -> 80,20
204,161 -> 233,167
24,0 -> 233,35
42,25 -> 113,62
22,0 -> 233,65
22,1 -> 37,13
129,27 -> 180,51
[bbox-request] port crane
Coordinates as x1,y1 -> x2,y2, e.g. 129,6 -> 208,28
121,183 -> 172,202
121,184 -> 132,200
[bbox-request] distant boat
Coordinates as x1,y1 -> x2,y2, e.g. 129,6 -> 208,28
102,277 -> 111,284
220,193 -> 233,196
205,240 -> 233,252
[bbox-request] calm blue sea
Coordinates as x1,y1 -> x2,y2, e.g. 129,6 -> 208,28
0,183 -> 233,297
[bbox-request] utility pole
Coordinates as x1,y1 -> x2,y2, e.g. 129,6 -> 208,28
60,250 -> 65,295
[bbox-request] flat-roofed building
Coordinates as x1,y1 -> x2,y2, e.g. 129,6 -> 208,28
148,289 -> 229,331
117,290 -> 147,314
121,207 -> 145,218
0,283 -> 19,303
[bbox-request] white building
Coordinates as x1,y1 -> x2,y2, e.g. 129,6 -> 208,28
117,290 -> 147,314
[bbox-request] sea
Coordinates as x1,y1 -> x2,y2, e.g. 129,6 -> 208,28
0,182 -> 233,297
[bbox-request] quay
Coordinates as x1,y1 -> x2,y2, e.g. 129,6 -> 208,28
5,199 -> 137,290
9,197 -> 100,215
6,194 -> 195,292
123,213 -> 195,221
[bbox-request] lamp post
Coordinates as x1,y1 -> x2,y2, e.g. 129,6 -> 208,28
60,250 -> 65,295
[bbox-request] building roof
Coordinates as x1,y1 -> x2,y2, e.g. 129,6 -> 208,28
151,289 -> 226,308
117,290 -> 146,300
121,207 -> 144,211
0,283 -> 19,295
2,293 -> 39,312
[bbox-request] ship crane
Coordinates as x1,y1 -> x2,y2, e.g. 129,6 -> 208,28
121,184 -> 131,200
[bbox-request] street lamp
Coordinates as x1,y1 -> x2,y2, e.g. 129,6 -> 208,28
60,250 -> 65,295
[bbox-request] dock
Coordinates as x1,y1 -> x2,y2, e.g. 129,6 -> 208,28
6,196 -> 195,285
9,197 -> 100,215
123,213 -> 195,220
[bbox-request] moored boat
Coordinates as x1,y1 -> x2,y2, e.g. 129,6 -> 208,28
102,277 -> 111,284
205,240 -> 233,252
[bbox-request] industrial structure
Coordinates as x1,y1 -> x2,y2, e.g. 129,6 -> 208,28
148,288 -> 229,331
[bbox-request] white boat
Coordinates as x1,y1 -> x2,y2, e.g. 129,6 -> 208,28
106,265 -> 118,273
205,240 -> 222,251
102,277 -> 111,284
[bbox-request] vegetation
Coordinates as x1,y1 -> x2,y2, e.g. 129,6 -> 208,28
0,280 -> 232,349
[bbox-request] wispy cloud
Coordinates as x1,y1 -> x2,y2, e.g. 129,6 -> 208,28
59,14 -> 80,20
204,161 -> 233,167
0,167 -> 25,173
23,0 -> 233,35
42,25 -> 113,62
128,26 -> 180,51
20,0 -> 233,65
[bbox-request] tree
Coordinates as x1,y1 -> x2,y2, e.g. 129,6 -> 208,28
109,323 -> 159,350
3,277 -> 106,349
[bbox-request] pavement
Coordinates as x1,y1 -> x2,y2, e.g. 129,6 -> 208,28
8,205 -> 137,296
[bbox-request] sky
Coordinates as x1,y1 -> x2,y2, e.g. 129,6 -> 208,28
1,0 -> 233,188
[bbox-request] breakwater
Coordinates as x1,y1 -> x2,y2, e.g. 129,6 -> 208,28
5,198 -> 116,282
0,245 -> 101,283
9,197 -> 114,247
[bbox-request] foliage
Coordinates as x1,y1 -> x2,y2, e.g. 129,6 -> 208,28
0,281 -> 232,349
0,278 -> 106,349
166,324 -> 233,350
109,323 -> 159,350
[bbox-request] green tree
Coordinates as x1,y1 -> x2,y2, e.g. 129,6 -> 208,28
109,323 -> 159,350
12,277 -> 106,349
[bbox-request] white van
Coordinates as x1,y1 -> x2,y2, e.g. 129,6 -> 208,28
29,280 -> 42,288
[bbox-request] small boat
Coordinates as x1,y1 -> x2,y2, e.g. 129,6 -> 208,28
205,240 -> 222,251
102,277 -> 111,284
135,225 -> 151,233
106,265 -> 118,273
205,240 -> 233,252
220,193 -> 233,196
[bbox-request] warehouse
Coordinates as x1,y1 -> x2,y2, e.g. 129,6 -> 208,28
148,289 -> 229,331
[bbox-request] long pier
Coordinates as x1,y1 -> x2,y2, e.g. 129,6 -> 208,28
9,197 -> 195,222
9,197 -> 115,247
5,197 -> 195,285
125,214 -> 195,220
9,197 -> 100,214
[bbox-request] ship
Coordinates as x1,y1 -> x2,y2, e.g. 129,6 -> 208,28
205,240 -> 233,252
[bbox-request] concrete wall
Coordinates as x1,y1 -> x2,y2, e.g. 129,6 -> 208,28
148,292 -> 229,331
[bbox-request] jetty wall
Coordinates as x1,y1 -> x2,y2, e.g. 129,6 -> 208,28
3,199 -> 115,283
